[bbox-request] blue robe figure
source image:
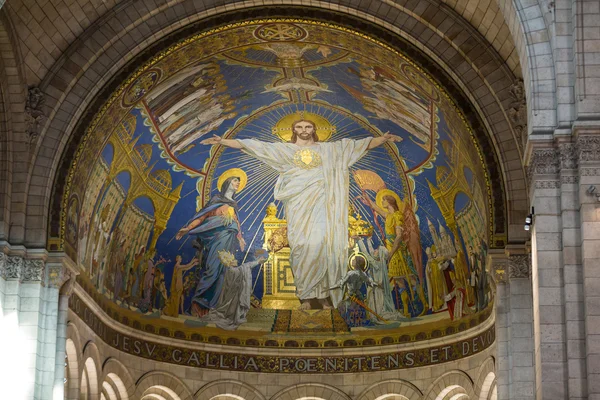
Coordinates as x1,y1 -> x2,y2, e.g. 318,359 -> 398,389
175,175 -> 245,316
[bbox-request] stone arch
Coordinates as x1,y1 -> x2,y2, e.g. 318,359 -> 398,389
82,341 -> 102,400
356,379 -> 423,400
101,358 -> 135,400
65,338 -> 81,399
133,371 -> 193,400
0,9 -> 26,242
270,383 -> 351,400
423,370 -> 476,400
495,0 -> 557,133
102,381 -> 119,400
473,357 -> 496,398
195,379 -> 266,400
36,0 -> 530,253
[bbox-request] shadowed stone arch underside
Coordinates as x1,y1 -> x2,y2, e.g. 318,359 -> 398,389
39,3 -> 527,250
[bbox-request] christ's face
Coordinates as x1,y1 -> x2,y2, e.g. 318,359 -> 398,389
293,121 -> 315,140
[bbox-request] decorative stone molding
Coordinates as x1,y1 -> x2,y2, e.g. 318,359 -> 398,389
558,142 -> 578,170
508,255 -> 531,278
492,263 -> 507,283
23,259 -> 45,281
25,86 -> 46,145
527,148 -> 559,188
528,148 -> 559,178
0,254 -> 45,282
534,180 -> 561,189
6,256 -> 24,280
507,79 -> 527,148
581,168 -> 600,176
578,136 -> 600,163
562,175 -> 579,184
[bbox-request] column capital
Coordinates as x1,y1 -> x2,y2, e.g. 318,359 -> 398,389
0,242 -> 78,288
505,245 -> 531,279
488,250 -> 508,284
46,252 -> 78,293
0,242 -> 46,282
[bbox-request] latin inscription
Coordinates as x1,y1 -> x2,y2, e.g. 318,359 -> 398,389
71,294 -> 495,373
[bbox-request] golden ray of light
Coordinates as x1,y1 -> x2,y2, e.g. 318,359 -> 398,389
217,155 -> 264,169
355,157 -> 401,173
235,167 -> 277,203
239,177 -> 279,224
236,169 -> 277,205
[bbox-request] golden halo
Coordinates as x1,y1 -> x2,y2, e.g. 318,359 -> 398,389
217,168 -> 248,193
272,111 -> 335,142
348,252 -> 369,272
375,189 -> 403,211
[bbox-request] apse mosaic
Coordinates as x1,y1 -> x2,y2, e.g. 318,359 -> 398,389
60,20 -> 494,346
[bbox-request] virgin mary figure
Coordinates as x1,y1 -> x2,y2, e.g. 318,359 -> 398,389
176,168 -> 247,316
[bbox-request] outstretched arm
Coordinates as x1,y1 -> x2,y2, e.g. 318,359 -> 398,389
367,132 -> 402,150
201,135 -> 243,149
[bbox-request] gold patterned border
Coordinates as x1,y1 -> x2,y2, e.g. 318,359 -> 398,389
76,276 -> 493,348
70,291 -> 495,373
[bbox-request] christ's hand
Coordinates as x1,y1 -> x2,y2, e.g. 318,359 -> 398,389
382,132 -> 402,143
200,135 -> 243,149
201,135 -> 222,145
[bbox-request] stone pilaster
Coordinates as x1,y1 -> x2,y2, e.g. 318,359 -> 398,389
49,253 -> 77,400
0,242 -> 77,400
559,140 -> 587,399
576,132 -> 600,400
490,251 -> 510,399
507,249 -> 537,400
527,145 -> 569,399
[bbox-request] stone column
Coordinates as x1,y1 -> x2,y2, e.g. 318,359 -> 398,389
576,132 -> 600,400
490,252 -> 510,399
49,253 -> 78,400
0,242 -> 77,400
527,145 -> 569,399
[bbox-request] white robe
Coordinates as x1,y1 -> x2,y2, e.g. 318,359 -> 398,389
203,260 -> 259,330
359,239 -> 397,318
239,138 -> 371,306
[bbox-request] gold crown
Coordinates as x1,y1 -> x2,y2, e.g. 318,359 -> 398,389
348,211 -> 374,237
217,250 -> 237,267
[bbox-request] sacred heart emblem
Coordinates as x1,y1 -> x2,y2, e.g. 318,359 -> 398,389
293,149 -> 322,169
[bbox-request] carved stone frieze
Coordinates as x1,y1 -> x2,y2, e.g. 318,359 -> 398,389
508,79 -> 527,149
581,168 -> 600,176
558,142 -> 578,170
578,136 -> 600,163
0,252 -> 6,279
562,175 -> 579,184
534,180 -> 560,189
6,256 -> 24,280
25,87 -> 45,145
508,255 -> 531,278
23,259 -> 45,281
528,148 -> 559,187
0,254 -> 45,282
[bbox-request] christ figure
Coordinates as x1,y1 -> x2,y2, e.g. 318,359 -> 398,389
201,119 -> 400,309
